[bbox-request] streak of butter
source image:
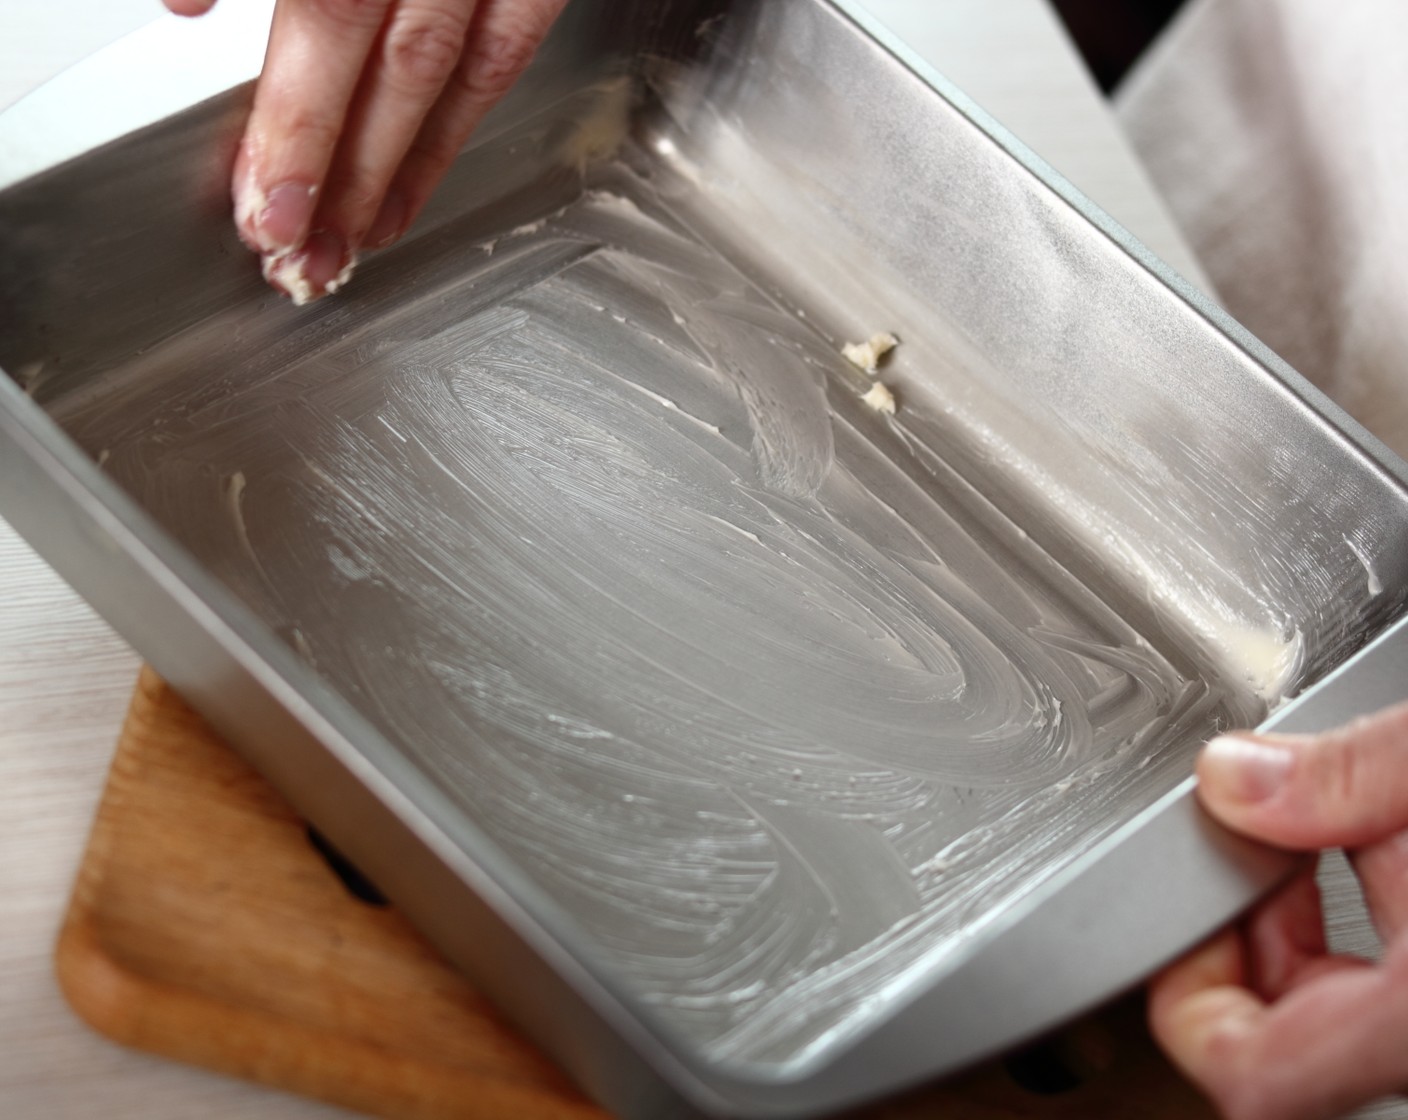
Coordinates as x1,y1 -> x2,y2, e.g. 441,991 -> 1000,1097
1106,535 -> 1302,702
1343,534 -> 1384,595
225,470 -> 254,563
558,77 -> 633,170
1212,621 -> 1303,702
842,332 -> 898,374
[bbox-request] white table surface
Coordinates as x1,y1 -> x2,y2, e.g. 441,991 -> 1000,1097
0,2 -> 1212,1116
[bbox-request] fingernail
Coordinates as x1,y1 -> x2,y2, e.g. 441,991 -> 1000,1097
262,231 -> 356,306
366,191 -> 407,249
242,180 -> 318,255
1201,736 -> 1293,803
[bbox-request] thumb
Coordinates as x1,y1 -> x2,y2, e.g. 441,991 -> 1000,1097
164,0 -> 218,17
1197,702 -> 1408,850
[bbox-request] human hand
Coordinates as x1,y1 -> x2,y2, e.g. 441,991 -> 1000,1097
1150,703 -> 1408,1120
164,0 -> 569,302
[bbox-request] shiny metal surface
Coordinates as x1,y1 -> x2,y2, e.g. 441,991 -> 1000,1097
2,0 -> 1407,1116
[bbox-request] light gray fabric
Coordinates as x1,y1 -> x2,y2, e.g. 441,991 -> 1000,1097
1117,0 -> 1408,460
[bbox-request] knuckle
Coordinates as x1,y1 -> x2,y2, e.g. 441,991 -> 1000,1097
1318,728 -> 1367,820
306,0 -> 388,31
384,9 -> 465,92
1199,1018 -> 1246,1069
453,25 -> 539,104
281,112 -> 342,159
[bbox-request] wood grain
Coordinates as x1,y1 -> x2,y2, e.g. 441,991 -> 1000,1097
55,668 -> 1213,1119
56,668 -> 603,1120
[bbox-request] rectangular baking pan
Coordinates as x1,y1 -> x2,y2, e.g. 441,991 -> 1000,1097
3,1 -> 1408,1116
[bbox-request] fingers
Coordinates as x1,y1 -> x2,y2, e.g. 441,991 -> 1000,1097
234,0 -> 567,302
165,0 -> 572,302
1150,924 -> 1254,1022
1351,830 -> 1408,940
234,0 -> 395,257
1197,702 -> 1408,850
1243,866 -> 1327,999
367,0 -> 569,247
1149,928 -> 1265,1096
313,0 -> 478,251
1151,936 -> 1400,1120
1160,706 -> 1408,1117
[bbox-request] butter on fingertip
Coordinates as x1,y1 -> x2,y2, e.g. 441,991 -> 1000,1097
263,253 -> 358,306
261,230 -> 355,306
321,256 -> 359,298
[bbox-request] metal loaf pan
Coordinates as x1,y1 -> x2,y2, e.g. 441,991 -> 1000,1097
3,2 -> 1408,1116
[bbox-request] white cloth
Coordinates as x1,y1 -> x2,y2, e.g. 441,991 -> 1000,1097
1116,0 -> 1408,461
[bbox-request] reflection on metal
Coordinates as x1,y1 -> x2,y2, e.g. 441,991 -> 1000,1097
2,0 -> 1406,1114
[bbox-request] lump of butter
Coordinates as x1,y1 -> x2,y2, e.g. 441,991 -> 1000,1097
861,382 -> 896,415
842,332 -> 898,374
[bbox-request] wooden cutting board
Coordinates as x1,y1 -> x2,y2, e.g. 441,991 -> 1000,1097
55,667 -> 1213,1119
